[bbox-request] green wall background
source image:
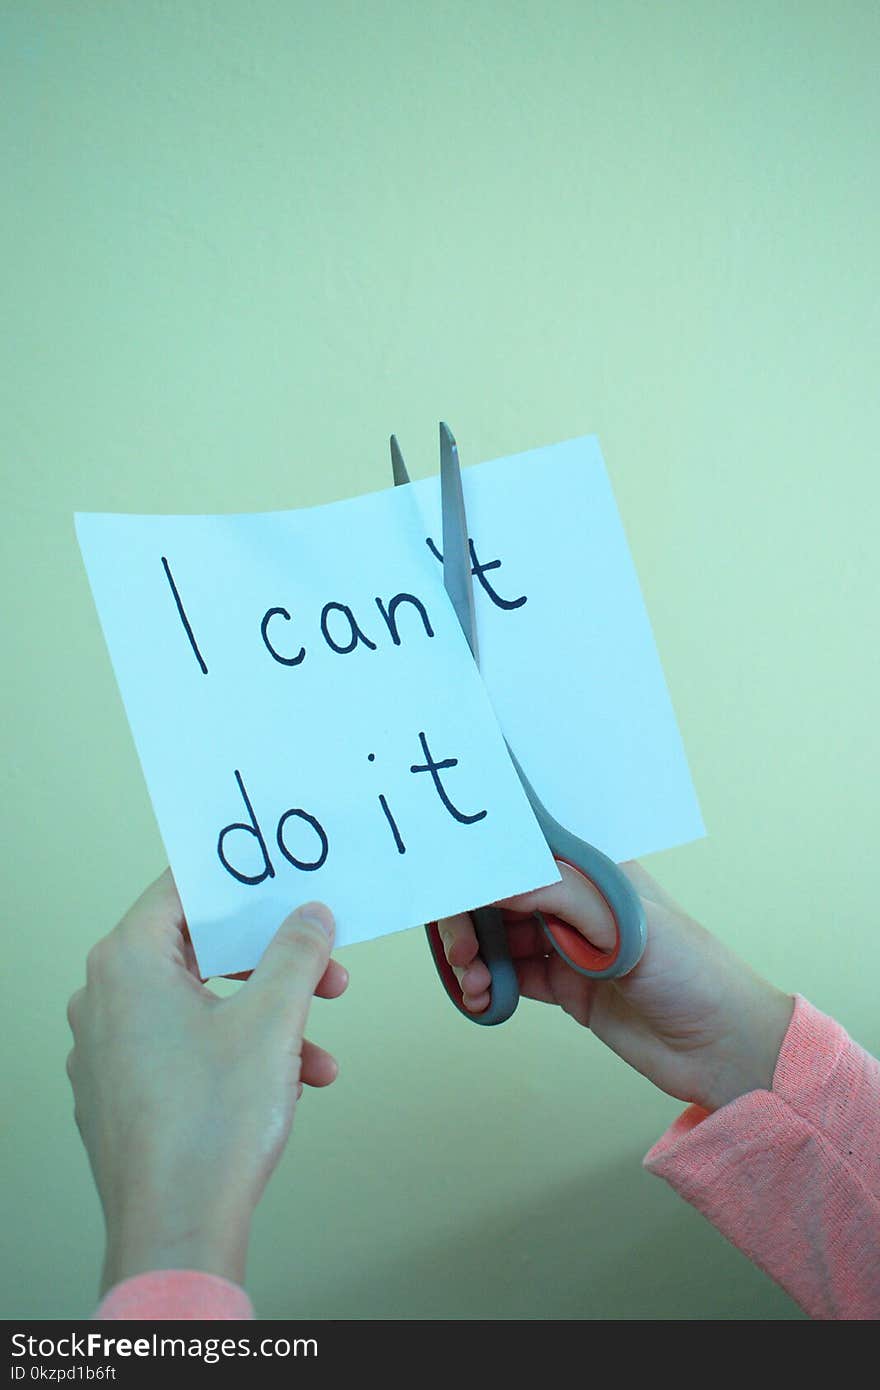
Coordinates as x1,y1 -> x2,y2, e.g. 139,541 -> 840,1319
3,2 -> 878,1321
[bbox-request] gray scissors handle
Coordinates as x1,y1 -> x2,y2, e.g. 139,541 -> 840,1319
425,908 -> 519,1025
507,747 -> 647,979
426,802 -> 644,1027
426,756 -> 645,1026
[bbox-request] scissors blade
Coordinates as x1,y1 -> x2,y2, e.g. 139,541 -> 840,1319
439,421 -> 479,662
390,434 -> 410,486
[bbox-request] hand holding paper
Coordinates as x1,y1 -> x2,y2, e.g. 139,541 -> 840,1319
66,869 -> 347,1295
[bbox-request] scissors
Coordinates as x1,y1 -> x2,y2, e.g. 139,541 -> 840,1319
390,422 -> 647,1025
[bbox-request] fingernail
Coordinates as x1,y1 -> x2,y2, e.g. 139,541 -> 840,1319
297,901 -> 335,939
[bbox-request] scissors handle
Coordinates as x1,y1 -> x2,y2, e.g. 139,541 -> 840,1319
424,757 -> 646,1024
507,747 -> 647,980
537,850 -> 645,979
425,907 -> 519,1025
426,833 -> 644,1029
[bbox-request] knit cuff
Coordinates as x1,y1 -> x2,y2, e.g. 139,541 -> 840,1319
95,1270 -> 255,1321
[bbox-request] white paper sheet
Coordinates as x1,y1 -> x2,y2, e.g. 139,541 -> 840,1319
76,435 -> 704,977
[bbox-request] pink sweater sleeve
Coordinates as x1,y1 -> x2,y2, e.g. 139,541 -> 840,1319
643,994 -> 880,1319
95,1270 -> 254,1320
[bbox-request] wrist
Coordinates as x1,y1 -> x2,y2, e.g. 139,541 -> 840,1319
696,980 -> 795,1114
101,1188 -> 253,1296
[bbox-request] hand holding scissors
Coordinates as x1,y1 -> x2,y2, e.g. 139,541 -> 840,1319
391,424 -> 647,1025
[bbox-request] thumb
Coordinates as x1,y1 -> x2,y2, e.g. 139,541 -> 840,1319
500,863 -> 617,952
239,901 -> 335,1034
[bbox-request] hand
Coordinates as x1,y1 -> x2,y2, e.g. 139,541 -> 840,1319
439,860 -> 794,1113
66,869 -> 348,1294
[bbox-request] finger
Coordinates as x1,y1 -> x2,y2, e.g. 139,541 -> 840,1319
437,914 -> 491,1006
437,913 -> 480,969
300,1038 -> 340,1088
496,863 -> 617,952
239,901 -> 334,1033
109,868 -> 202,987
66,988 -> 84,1034
315,958 -> 349,1000
459,958 -> 492,997
118,867 -> 187,944
457,952 -> 492,1013
461,988 -> 491,1014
